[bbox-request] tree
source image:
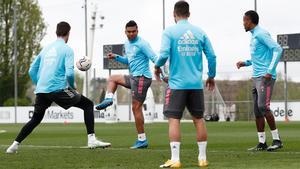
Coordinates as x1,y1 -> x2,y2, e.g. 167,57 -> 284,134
0,0 -> 46,105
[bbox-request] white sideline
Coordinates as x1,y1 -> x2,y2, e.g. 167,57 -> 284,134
0,144 -> 299,154
0,130 -> 7,134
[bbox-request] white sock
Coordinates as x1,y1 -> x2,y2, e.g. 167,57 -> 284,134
105,93 -> 114,99
170,142 -> 180,162
88,133 -> 96,141
138,133 -> 146,141
12,141 -> 19,146
258,132 -> 266,143
271,129 -> 280,140
198,141 -> 207,161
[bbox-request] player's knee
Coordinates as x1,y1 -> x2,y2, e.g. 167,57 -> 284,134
132,105 -> 142,114
86,99 -> 93,107
258,105 -> 267,115
85,99 -> 94,111
30,112 -> 44,124
108,76 -> 118,83
264,111 -> 273,117
255,108 -> 265,118
132,105 -> 138,113
32,106 -> 47,122
255,113 -> 264,118
108,76 -> 114,82
132,101 -> 142,111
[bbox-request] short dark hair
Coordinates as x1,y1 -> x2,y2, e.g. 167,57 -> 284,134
56,21 -> 71,36
125,20 -> 138,29
245,10 -> 259,25
174,1 -> 189,17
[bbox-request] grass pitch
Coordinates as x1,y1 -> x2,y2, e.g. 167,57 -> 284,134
0,122 -> 299,169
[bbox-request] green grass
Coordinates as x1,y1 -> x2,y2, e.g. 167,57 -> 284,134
0,122 -> 300,169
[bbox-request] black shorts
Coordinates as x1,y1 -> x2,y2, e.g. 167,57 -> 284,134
124,75 -> 152,103
163,88 -> 205,119
36,88 -> 82,110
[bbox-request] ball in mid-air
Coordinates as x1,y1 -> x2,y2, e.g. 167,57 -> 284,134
76,56 -> 91,71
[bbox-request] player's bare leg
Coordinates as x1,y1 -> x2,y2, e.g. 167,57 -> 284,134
193,117 -> 208,167
130,100 -> 149,149
160,118 -> 181,168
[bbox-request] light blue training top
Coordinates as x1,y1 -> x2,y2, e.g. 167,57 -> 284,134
244,26 -> 283,79
115,36 -> 157,78
29,38 -> 75,94
155,19 -> 217,89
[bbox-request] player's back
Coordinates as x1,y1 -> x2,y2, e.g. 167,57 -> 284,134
164,20 -> 216,89
29,38 -> 74,93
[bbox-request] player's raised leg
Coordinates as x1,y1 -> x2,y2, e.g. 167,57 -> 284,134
95,75 -> 129,110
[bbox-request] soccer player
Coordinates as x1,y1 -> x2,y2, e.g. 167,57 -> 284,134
154,1 -> 216,168
95,20 -> 157,149
236,10 -> 283,151
6,22 -> 111,153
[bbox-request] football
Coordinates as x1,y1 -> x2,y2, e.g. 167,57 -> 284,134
76,56 -> 91,71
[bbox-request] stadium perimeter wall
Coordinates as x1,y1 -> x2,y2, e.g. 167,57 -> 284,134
0,102 -> 299,123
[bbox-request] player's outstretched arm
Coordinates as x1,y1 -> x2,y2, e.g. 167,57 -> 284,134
109,53 -> 129,65
236,60 -> 251,69
236,61 -> 245,69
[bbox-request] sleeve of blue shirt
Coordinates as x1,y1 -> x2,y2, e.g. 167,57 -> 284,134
257,33 -> 283,74
65,48 -> 75,89
202,34 -> 217,78
115,55 -> 129,65
142,41 -> 157,63
28,54 -> 41,85
244,60 -> 252,66
156,30 -> 171,67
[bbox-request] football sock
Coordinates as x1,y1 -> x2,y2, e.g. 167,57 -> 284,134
271,129 -> 280,140
138,133 -> 146,141
88,133 -> 96,141
198,141 -> 207,161
105,93 -> 114,99
170,142 -> 180,162
258,132 -> 266,143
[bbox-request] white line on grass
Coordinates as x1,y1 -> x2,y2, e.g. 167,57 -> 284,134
0,130 -> 7,134
0,144 -> 300,154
